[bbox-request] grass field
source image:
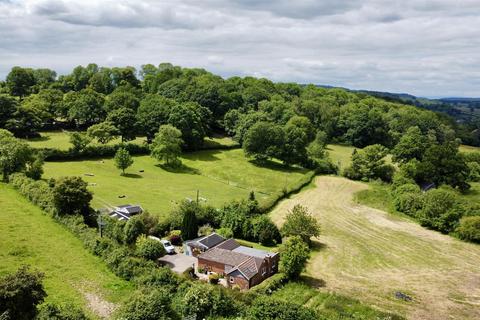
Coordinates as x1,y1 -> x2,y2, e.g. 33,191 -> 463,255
43,149 -> 311,218
270,176 -> 480,320
0,184 -> 133,318
24,130 -> 238,151
460,144 -> 480,153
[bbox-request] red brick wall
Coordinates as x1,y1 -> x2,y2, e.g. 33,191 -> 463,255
198,258 -> 227,275
227,275 -> 250,290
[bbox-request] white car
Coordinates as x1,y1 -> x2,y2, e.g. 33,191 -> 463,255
161,239 -> 176,254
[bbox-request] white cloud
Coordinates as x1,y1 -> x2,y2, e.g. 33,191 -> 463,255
0,0 -> 479,97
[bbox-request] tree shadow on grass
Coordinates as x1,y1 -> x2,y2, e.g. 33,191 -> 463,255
310,239 -> 328,252
27,135 -> 50,142
182,149 -> 222,162
249,158 -> 307,174
157,163 -> 200,175
122,173 -> 143,179
300,275 -> 326,288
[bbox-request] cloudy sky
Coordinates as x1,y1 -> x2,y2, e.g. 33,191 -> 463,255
1,0 -> 479,97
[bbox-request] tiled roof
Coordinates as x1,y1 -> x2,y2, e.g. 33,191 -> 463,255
228,257 -> 263,280
198,247 -> 249,267
216,238 -> 240,250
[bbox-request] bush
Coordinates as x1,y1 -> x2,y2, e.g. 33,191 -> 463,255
41,142 -> 149,161
456,216 -> 480,243
247,296 -> 317,320
124,216 -> 146,244
135,267 -> 181,293
180,284 -> 237,320
251,215 -> 282,246
198,224 -> 214,236
279,236 -> 310,280
135,235 -> 166,260
250,273 -> 287,295
168,233 -> 182,246
418,188 -> 461,233
216,227 -> 233,239
52,176 -> 92,216
392,183 -> 424,216
209,273 -> 221,285
36,302 -> 88,320
115,289 -> 179,320
0,266 -> 46,320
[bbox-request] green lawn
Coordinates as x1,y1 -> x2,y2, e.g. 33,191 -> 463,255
326,144 -> 355,170
24,130 -> 238,151
460,144 -> 480,153
43,149 -> 311,218
0,184 -> 133,317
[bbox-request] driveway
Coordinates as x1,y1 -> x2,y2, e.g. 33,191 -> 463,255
158,253 -> 197,274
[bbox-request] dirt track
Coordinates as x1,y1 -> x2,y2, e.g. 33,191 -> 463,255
271,176 -> 480,320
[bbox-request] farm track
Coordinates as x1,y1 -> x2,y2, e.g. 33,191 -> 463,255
271,176 -> 480,320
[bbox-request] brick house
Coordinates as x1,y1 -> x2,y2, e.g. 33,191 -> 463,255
197,239 -> 279,289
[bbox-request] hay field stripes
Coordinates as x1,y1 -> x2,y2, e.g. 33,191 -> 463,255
270,176 -> 480,320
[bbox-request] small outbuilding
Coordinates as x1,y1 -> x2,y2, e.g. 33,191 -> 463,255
109,204 -> 143,221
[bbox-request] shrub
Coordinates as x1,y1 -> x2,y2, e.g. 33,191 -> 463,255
418,188 -> 461,233
209,274 -> 221,285
216,227 -> 233,239
281,205 -> 320,244
135,267 -> 181,293
124,216 -> 146,245
0,266 -> 46,320
250,273 -> 287,295
198,224 -> 214,236
181,284 -> 237,320
135,235 -> 166,260
52,176 -> 92,216
115,289 -> 179,320
279,236 -> 310,280
251,215 -> 282,246
37,302 -> 88,320
456,216 -> 480,243
247,296 -> 317,320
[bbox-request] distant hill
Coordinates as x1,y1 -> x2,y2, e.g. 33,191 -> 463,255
350,89 -> 480,123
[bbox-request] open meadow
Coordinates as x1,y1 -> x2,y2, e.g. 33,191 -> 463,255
270,176 -> 480,320
0,184 -> 133,318
43,149 -> 312,218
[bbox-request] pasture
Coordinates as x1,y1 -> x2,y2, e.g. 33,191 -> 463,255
270,176 -> 480,320
42,149 -> 311,218
0,184 -> 133,318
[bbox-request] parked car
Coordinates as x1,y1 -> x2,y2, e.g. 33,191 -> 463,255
161,240 -> 176,254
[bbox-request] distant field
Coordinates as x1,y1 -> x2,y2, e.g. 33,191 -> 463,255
25,130 -> 239,151
25,130 -> 146,150
0,184 -> 133,318
270,176 -> 480,320
327,144 -> 393,171
460,144 -> 480,153
43,149 -> 311,218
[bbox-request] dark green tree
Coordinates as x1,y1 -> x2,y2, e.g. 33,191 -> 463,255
0,94 -> 18,128
279,236 -> 310,279
65,89 -> 106,127
124,216 -> 146,244
136,94 -> 175,142
52,176 -> 92,216
6,66 -> 35,97
135,235 -> 166,260
0,266 -> 46,320
107,107 -> 137,142
180,201 -> 199,241
115,289 -> 179,320
243,121 -> 284,162
0,130 -> 33,180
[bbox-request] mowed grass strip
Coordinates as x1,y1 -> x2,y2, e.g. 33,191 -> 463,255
270,176 -> 480,320
43,149 -> 311,218
0,184 -> 133,315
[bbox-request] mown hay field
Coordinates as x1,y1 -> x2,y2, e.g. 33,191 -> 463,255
270,176 -> 480,320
